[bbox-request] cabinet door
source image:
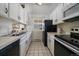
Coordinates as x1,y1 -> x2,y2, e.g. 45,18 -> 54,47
56,4 -> 64,24
23,8 -> 26,24
4,3 -> 9,16
52,9 -> 57,25
20,35 -> 27,56
49,8 -> 57,25
20,41 -> 27,56
19,5 -> 24,23
9,3 -> 19,21
50,37 -> 54,56
0,3 -> 5,12
63,3 -> 79,21
53,4 -> 64,25
0,3 -> 8,17
63,3 -> 76,10
47,34 -> 50,48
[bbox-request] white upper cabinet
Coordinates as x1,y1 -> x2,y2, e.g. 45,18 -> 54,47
22,9 -> 26,24
0,3 -> 9,17
56,4 -> 64,24
63,3 -> 76,12
52,9 -> 57,25
50,4 -> 64,25
19,4 -> 26,24
49,7 -> 57,24
62,3 -> 79,21
9,3 -> 19,21
0,3 -> 27,25
50,3 -> 79,24
22,8 -> 26,24
8,3 -> 26,25
19,5 -> 24,23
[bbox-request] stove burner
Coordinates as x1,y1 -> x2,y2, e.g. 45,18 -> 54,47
55,35 -> 79,48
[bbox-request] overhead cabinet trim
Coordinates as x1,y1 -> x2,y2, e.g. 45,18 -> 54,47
63,3 -> 77,13
63,3 -> 79,22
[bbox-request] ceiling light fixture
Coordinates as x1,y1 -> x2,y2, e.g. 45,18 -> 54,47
35,3 -> 42,6
38,3 -> 42,5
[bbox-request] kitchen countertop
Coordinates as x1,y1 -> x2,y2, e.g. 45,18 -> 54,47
47,32 -> 57,38
0,33 -> 27,50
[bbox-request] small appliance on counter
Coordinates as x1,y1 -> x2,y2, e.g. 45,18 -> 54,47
11,28 -> 26,36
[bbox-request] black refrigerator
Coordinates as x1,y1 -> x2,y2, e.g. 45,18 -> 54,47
43,20 -> 57,46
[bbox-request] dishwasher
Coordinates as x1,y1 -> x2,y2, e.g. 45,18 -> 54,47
0,40 -> 20,56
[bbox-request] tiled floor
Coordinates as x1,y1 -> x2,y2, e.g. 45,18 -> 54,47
26,41 -> 52,56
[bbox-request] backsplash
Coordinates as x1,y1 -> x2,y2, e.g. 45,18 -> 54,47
0,17 -> 13,36
57,21 -> 79,35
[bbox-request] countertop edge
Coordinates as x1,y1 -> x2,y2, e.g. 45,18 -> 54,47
0,33 -> 27,50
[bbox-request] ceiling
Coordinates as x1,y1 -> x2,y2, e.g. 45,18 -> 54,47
28,3 -> 59,18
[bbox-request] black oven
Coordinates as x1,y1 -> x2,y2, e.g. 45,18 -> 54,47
54,38 -> 78,56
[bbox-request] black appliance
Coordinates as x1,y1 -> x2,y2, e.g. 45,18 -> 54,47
43,20 -> 57,46
70,27 -> 79,44
54,39 -> 78,56
54,27 -> 79,56
0,40 -> 20,56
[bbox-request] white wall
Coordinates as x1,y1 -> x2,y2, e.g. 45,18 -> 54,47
0,17 -> 13,36
31,17 -> 44,42
32,30 -> 43,42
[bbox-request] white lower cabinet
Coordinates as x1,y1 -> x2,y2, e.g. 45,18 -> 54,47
20,33 -> 32,56
20,40 -> 27,56
20,35 -> 27,56
50,37 -> 54,56
47,33 -> 56,56
47,33 -> 51,49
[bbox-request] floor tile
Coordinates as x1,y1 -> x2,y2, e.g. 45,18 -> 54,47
26,41 -> 51,56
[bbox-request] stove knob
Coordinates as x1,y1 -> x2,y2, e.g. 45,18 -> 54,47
75,41 -> 78,43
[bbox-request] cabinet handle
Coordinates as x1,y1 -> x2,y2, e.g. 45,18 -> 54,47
5,8 -> 8,14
